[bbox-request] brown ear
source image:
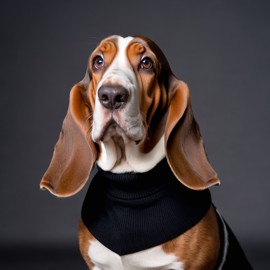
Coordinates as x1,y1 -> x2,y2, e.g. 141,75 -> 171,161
165,78 -> 220,190
40,78 -> 96,197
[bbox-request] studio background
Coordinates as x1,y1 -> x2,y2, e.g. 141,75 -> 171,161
1,0 -> 270,269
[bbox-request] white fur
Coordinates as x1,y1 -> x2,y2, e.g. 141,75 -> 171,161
89,239 -> 184,270
97,135 -> 165,173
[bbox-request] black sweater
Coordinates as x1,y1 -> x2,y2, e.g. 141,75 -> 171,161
81,158 -> 211,255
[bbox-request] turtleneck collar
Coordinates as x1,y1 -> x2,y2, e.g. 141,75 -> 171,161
82,158 -> 212,255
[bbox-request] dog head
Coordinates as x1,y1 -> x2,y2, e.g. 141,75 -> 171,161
40,35 -> 219,197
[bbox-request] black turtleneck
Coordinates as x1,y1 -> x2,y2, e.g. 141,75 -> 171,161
81,158 -> 211,255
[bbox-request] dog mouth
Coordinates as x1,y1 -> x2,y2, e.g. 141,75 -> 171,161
100,120 -> 130,143
93,117 -> 144,144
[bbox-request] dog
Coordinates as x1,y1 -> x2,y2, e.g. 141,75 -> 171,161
40,35 -> 252,269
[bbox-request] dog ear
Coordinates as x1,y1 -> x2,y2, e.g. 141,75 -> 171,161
165,78 -> 220,190
40,74 -> 96,197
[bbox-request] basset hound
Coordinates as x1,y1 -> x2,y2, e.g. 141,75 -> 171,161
40,35 -> 252,269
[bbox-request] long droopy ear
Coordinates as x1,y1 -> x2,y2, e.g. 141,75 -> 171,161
165,77 -> 220,190
40,76 -> 96,197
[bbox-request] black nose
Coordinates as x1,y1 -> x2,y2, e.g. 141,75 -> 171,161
98,85 -> 129,110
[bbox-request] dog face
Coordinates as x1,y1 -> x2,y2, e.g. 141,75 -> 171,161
90,36 -> 144,144
89,36 -> 169,146
40,35 -> 219,197
88,36 -> 174,172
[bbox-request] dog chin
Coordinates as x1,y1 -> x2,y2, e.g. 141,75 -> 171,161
95,122 -> 143,145
102,125 -> 130,143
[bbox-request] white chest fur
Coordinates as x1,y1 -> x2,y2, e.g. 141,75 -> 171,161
88,239 -> 184,270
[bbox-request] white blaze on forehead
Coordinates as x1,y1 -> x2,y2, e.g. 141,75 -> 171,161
113,35 -> 134,65
116,36 -> 134,65
96,36 -> 136,90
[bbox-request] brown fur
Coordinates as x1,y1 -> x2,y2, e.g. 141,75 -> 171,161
78,220 -> 95,269
162,205 -> 220,269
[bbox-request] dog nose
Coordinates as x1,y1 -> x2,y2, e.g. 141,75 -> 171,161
98,85 -> 129,110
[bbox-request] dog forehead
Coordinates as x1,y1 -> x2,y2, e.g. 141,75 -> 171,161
100,35 -> 149,49
93,35 -> 153,61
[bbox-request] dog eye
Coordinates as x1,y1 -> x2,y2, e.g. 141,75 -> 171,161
140,57 -> 154,71
93,55 -> 104,70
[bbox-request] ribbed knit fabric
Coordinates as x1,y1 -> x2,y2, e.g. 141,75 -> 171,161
81,158 -> 211,255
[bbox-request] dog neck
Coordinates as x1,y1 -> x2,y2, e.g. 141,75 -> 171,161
96,134 -> 166,173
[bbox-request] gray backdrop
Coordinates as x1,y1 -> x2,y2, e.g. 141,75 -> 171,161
1,0 -> 270,269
